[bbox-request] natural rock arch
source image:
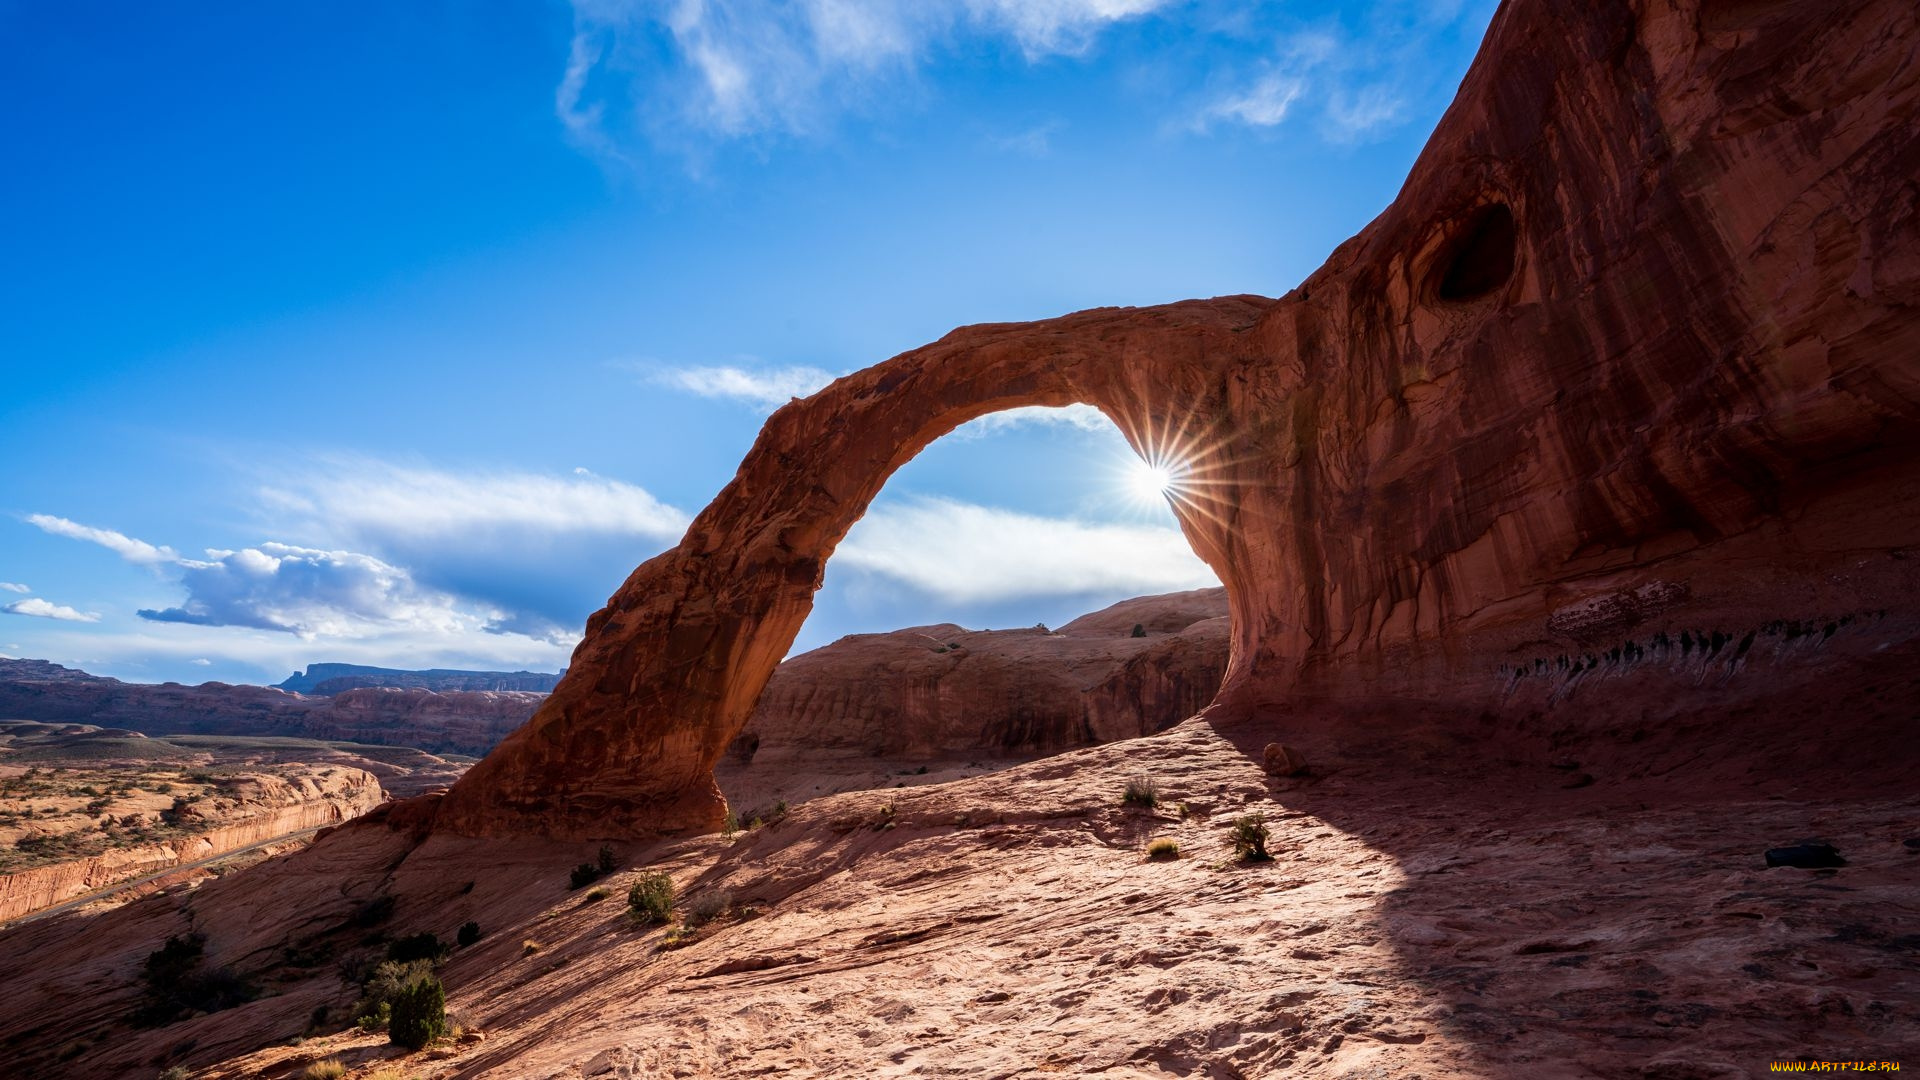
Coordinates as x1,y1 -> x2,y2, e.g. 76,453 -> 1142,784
437,300 -> 1276,839
437,0 -> 1920,841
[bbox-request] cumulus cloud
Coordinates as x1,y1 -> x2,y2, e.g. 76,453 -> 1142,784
137,543 -> 486,640
3,597 -> 101,623
26,514 -> 178,565
0,582 -> 28,593
560,0 -> 1166,153
836,495 -> 1216,604
647,364 -> 841,411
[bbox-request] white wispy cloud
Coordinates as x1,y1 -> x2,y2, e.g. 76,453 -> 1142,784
1203,71 -> 1307,127
253,458 -> 692,640
1323,83 -> 1405,140
646,364 -> 841,411
836,495 -> 1217,604
3,598 -> 101,623
559,0 -> 1167,154
1192,8 -> 1481,143
26,514 -> 178,565
258,460 -> 689,545
0,582 -> 28,594
953,404 -> 1111,437
985,121 -> 1063,157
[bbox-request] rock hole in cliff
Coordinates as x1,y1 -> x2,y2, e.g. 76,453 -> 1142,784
1431,202 -> 1516,302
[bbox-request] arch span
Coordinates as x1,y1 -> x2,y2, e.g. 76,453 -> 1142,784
436,298 -> 1279,839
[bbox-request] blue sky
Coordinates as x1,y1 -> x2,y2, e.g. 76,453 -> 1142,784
0,0 -> 1496,686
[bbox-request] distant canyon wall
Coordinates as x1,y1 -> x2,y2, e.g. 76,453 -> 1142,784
0,660 -> 541,758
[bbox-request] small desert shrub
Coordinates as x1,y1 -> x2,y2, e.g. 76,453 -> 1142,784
353,958 -> 435,1029
1230,814 -> 1272,862
303,1059 -> 348,1080
1177,801 -> 1196,820
628,871 -> 674,924
521,939 -> 543,955
388,971 -> 447,1050
158,1067 -> 192,1080
584,886 -> 610,902
569,843 -> 620,889
385,931 -> 446,964
133,934 -> 257,1026
685,888 -> 732,926
1146,837 -> 1179,861
1131,622 -> 1147,638
1121,776 -> 1158,808
456,920 -> 482,947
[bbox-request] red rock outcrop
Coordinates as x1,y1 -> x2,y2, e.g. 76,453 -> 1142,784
729,589 -> 1228,765
0,660 -> 540,758
440,0 -> 1920,841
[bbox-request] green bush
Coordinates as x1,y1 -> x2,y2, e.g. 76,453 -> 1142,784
386,931 -> 446,964
1121,776 -> 1158,808
627,872 -> 673,924
353,959 -> 435,1029
133,934 -> 257,1027
1230,814 -> 1271,862
456,921 -> 482,947
388,971 -> 447,1050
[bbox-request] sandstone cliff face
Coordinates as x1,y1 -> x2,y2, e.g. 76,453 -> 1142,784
0,660 -> 540,758
439,0 -> 1920,841
0,767 -> 382,923
730,589 -> 1228,765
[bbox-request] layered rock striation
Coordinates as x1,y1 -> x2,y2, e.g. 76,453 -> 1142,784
440,0 -> 1920,840
0,767 -> 382,923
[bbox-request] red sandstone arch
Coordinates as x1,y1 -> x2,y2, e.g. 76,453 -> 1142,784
438,0 -> 1920,841
437,300 -> 1278,839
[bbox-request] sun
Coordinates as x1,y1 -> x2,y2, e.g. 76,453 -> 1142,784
1127,460 -> 1178,501
1120,454 -> 1191,510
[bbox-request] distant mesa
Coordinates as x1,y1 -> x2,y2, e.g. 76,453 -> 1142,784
0,658 -> 542,759
275,663 -> 563,696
